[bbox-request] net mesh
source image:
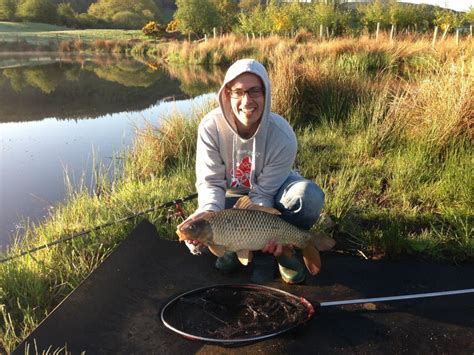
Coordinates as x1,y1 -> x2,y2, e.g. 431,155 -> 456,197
161,285 -> 312,341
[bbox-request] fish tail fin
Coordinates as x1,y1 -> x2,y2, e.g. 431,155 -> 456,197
302,231 -> 336,275
302,245 -> 321,275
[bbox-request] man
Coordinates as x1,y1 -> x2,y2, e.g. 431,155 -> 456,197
178,59 -> 325,284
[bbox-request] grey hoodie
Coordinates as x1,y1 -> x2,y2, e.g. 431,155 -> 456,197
195,59 -> 297,212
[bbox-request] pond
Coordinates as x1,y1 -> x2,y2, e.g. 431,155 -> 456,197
0,55 -> 223,250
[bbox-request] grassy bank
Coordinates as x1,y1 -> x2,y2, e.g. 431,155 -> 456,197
1,36 -> 473,352
0,21 -> 146,43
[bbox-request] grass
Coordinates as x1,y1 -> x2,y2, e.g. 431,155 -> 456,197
0,22 -> 68,32
1,35 -> 473,352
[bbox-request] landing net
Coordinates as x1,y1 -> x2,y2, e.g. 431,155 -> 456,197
160,284 -> 314,344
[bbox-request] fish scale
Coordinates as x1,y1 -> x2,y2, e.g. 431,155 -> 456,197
207,208 -> 311,251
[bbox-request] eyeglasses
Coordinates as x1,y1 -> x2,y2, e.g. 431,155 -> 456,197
227,86 -> 264,99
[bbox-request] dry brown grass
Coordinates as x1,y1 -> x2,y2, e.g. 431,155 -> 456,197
58,40 -> 72,52
396,64 -> 473,145
159,33 -> 471,70
269,48 -> 305,124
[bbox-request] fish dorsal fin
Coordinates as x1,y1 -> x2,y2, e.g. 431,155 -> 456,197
236,249 -> 253,265
233,196 -> 281,215
208,244 -> 226,257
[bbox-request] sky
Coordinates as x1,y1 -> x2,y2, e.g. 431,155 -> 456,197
400,0 -> 474,12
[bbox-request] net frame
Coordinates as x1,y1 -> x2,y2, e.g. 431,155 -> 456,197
160,283 -> 315,344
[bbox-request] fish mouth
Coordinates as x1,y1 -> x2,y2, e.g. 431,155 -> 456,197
176,229 -> 188,242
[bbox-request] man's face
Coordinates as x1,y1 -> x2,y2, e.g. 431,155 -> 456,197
226,73 -> 265,137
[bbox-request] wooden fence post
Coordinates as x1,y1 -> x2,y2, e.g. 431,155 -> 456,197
376,22 -> 380,41
326,26 -> 329,39
470,25 -> 473,39
213,27 -> 216,39
441,24 -> 449,41
204,34 -> 207,43
390,24 -> 395,43
432,26 -> 438,47
319,24 -> 323,39
455,29 -> 459,45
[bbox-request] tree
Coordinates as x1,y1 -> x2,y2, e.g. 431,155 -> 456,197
0,0 -> 16,20
210,0 -> 239,33
16,0 -> 57,23
360,0 -> 388,32
238,0 -> 260,14
306,2 -> 338,34
414,4 -> 435,32
238,4 -> 271,35
464,6 -> 474,25
270,4 -> 292,34
434,8 -> 460,32
87,0 -> 160,28
284,1 -> 307,32
57,2 -> 77,27
388,0 -> 402,26
174,0 -> 220,36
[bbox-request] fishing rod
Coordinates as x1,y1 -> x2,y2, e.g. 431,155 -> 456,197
0,192 -> 198,264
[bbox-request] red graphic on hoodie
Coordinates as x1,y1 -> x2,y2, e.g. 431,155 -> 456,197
230,156 -> 252,188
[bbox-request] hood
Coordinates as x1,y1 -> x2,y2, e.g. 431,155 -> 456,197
217,59 -> 271,140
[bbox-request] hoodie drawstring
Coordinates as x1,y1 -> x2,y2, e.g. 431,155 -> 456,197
250,137 -> 256,189
232,134 -> 237,186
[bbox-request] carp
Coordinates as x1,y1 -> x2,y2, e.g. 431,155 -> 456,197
176,196 -> 336,275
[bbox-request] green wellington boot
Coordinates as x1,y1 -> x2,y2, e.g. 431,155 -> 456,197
215,251 -> 240,272
276,251 -> 306,284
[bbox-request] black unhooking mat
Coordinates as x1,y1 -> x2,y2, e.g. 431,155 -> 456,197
15,220 -> 474,354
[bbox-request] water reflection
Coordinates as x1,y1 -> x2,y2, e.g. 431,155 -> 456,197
0,57 -> 224,248
0,57 -> 225,123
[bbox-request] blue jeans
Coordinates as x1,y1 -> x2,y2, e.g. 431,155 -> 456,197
274,172 -> 325,230
225,172 -> 325,230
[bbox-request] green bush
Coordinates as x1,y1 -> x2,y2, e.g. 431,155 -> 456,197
112,10 -> 145,29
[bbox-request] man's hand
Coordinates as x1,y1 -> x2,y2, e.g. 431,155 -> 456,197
177,210 -> 210,232
261,239 -> 293,257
